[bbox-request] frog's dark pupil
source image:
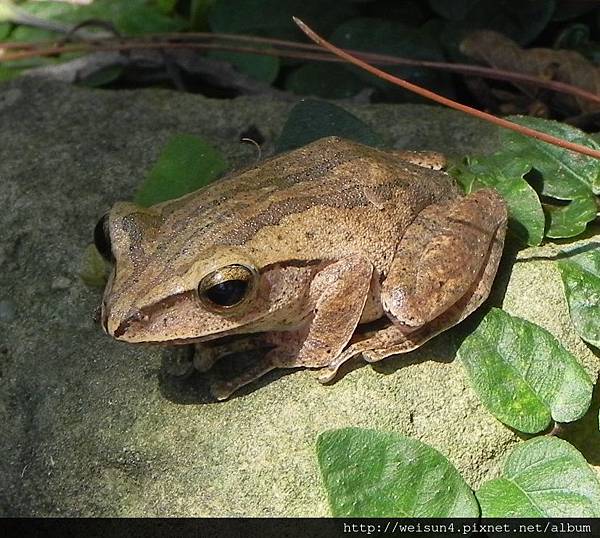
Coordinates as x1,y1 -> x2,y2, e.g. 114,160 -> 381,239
94,214 -> 114,263
204,280 -> 248,307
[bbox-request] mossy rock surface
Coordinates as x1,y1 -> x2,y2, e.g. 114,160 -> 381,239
0,78 -> 597,516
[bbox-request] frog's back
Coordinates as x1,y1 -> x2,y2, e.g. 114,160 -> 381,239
156,136 -> 460,272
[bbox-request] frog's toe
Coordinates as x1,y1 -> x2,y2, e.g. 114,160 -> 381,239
317,366 -> 340,384
363,349 -> 385,363
210,380 -> 236,401
317,344 -> 363,383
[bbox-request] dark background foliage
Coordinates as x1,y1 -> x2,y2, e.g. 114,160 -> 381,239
1,0 -> 599,126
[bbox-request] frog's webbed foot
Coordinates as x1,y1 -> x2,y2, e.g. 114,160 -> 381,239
192,334 -> 275,400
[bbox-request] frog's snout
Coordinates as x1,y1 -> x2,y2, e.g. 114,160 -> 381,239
100,296 -> 143,339
111,308 -> 145,338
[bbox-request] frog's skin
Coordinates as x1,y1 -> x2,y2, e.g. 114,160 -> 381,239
97,136 -> 507,400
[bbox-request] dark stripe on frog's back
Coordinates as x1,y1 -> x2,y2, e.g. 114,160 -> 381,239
220,182 -> 371,246
159,163 -> 449,274
163,174 -> 373,261
151,141 -> 362,251
152,154 -> 347,256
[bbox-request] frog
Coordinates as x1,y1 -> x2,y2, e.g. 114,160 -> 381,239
95,136 -> 507,400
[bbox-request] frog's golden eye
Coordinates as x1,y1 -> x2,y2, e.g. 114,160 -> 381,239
197,264 -> 257,310
94,213 -> 115,263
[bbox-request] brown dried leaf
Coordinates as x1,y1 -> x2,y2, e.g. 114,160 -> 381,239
461,30 -> 600,114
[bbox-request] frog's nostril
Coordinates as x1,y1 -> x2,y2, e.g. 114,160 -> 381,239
114,309 -> 143,338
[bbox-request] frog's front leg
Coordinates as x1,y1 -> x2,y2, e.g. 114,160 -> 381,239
210,255 -> 373,400
319,188 -> 507,383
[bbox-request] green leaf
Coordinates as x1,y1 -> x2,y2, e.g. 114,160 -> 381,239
558,247 -> 600,348
76,65 -> 124,88
317,428 -> 479,517
0,22 -> 10,40
450,154 -> 545,246
8,0 -> 77,41
207,50 -> 279,84
503,116 -> 600,200
476,437 -> 600,517
0,58 -> 53,82
135,134 -> 228,207
546,196 -> 598,239
154,0 -> 178,14
208,0 -> 356,41
457,308 -> 593,434
7,0 -> 184,41
553,23 -> 590,50
275,99 -> 383,154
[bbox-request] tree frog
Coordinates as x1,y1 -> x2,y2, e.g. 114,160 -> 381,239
96,137 -> 507,400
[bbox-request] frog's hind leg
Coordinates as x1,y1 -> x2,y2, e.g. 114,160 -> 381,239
383,188 -> 507,329
364,236 -> 505,362
318,188 -> 507,383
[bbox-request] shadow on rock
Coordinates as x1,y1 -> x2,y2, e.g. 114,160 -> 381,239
157,346 -> 294,404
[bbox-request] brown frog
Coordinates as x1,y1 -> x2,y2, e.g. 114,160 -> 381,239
96,136 -> 507,399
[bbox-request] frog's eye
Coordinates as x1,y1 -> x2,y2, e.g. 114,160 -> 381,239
94,213 -> 115,263
198,264 -> 257,310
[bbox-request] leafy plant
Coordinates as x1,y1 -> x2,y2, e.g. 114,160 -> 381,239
3,0 -> 599,123
318,429 -> 600,517
558,248 -> 600,349
317,428 -> 479,517
275,99 -> 383,153
457,308 -> 593,434
505,116 -> 600,239
451,154 -> 544,246
476,436 -> 600,517
450,116 -> 600,243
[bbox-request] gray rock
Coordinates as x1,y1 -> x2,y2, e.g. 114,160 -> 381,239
0,78 -> 597,516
